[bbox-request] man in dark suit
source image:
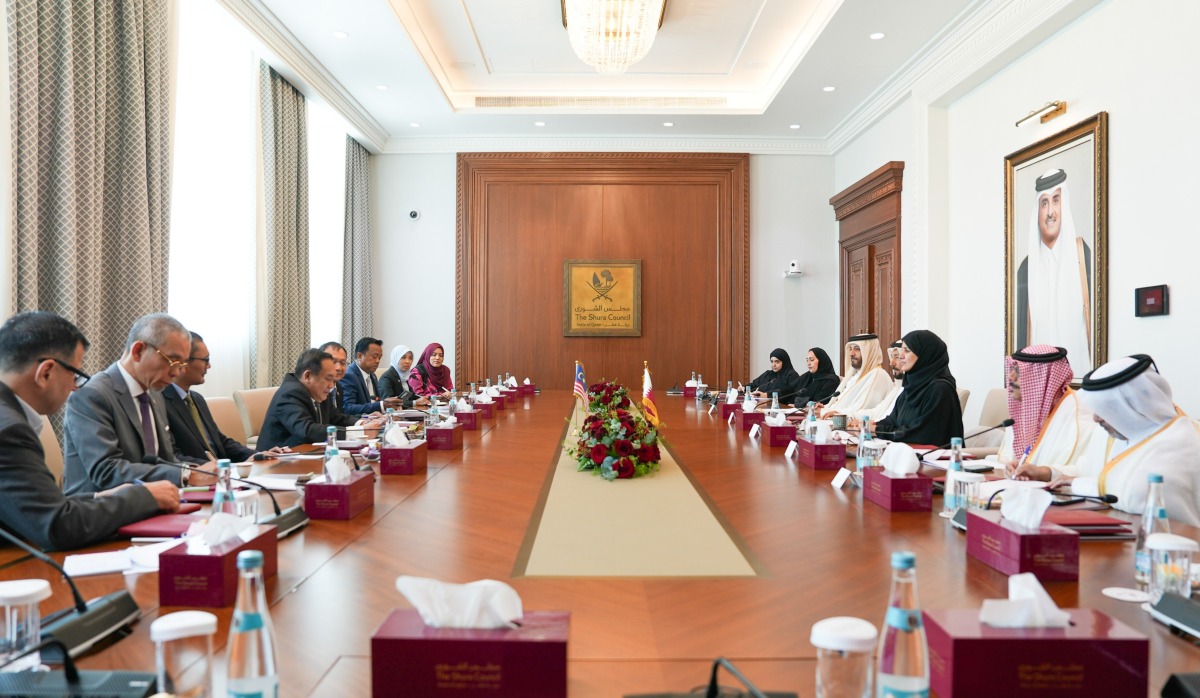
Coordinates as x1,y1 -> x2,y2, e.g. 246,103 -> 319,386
0,312 -> 180,550
338,337 -> 403,416
62,313 -> 217,496
256,349 -> 363,450
318,341 -> 350,417
165,331 -> 285,462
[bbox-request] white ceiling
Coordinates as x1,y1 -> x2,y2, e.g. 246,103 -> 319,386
252,0 -> 979,145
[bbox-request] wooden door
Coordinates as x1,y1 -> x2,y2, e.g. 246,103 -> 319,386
830,162 -> 904,361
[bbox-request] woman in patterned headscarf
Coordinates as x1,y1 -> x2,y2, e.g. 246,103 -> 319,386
1000,345 -> 1091,475
408,342 -> 454,397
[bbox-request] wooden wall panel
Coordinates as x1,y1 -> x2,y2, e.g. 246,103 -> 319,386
457,154 -> 749,391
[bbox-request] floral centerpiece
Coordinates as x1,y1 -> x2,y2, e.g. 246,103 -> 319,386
567,381 -> 661,481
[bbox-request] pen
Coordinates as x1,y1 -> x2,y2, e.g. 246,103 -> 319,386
131,537 -> 175,543
181,486 -> 210,493
1010,445 -> 1032,479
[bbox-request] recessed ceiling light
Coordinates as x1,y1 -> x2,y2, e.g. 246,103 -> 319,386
534,121 -> 546,127
870,32 -> 885,40
409,123 -> 420,128
376,85 -> 389,91
663,122 -> 674,127
823,86 -> 836,92
789,124 -> 801,130
333,31 -> 349,39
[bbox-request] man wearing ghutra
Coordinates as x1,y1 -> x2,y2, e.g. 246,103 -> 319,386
862,340 -> 905,422
1000,345 -> 1095,472
1016,168 -> 1093,376
821,333 -> 893,418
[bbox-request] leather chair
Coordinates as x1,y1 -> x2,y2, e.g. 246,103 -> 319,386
233,387 -> 278,448
207,396 -> 248,444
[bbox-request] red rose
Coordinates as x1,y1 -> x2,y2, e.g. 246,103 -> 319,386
614,439 -> 634,457
616,458 -> 635,478
636,445 -> 657,463
589,443 -> 608,464
619,396 -> 631,408
588,420 -> 607,438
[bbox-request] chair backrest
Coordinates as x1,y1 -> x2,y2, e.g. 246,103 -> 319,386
957,388 -> 970,414
207,396 -> 247,444
977,388 -> 1008,428
233,387 -> 278,443
38,416 -> 64,486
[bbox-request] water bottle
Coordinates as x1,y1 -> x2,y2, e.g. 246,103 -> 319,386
726,380 -> 734,399
485,378 -> 492,388
856,432 -> 872,471
806,409 -> 818,442
324,426 -> 337,459
447,396 -> 457,417
691,371 -> 697,384
860,416 -> 872,440
468,382 -> 477,403
226,551 -> 279,698
770,391 -> 780,412
429,400 -> 441,427
1135,473 -> 1169,584
212,459 -> 237,516
496,374 -> 503,389
943,437 -> 965,513
877,551 -> 930,697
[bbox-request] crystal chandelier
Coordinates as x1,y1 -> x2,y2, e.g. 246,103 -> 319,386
563,0 -> 667,75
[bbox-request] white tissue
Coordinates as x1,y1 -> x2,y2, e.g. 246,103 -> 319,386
523,377 -> 531,385
325,453 -> 352,483
726,389 -> 737,405
475,391 -> 493,404
441,415 -> 457,426
455,398 -> 472,412
742,396 -> 756,412
385,424 -> 409,446
685,379 -> 697,387
1000,486 -> 1053,529
396,576 -> 523,629
881,442 -> 920,475
188,513 -> 255,548
979,573 -> 1071,627
505,376 -> 518,388
814,423 -> 832,444
765,412 -> 788,427
486,386 -> 502,397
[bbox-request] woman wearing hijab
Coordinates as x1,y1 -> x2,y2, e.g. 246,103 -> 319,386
792,348 -> 841,406
748,348 -> 802,403
872,330 -> 963,445
408,343 -> 454,397
379,344 -> 427,408
1000,345 -> 1095,477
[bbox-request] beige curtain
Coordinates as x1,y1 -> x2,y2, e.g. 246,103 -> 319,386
252,60 -> 309,387
341,136 -> 372,342
8,0 -> 172,368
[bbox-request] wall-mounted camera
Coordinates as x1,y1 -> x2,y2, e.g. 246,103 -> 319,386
409,210 -> 421,220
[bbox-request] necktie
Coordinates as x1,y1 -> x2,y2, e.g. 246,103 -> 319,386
368,372 -> 379,400
136,392 -> 158,457
186,393 -> 217,454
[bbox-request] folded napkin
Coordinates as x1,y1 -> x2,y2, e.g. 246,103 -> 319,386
881,442 -> 920,475
979,572 -> 1070,627
1000,486 -> 1053,529
396,576 -> 522,629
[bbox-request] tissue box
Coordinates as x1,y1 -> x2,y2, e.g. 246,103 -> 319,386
159,524 -> 278,607
304,469 -> 375,520
925,608 -> 1148,697
797,437 -> 847,470
764,424 -> 796,448
381,442 -> 428,475
455,410 -> 480,431
475,402 -> 496,419
966,510 -> 1079,581
737,410 -> 765,431
682,386 -> 696,398
493,393 -> 508,410
719,403 -> 740,420
517,383 -> 536,397
427,423 -> 464,450
862,466 -> 933,511
371,610 -> 568,697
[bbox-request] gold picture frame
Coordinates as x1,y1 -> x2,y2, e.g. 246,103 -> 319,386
1005,112 -> 1107,380
563,259 -> 642,337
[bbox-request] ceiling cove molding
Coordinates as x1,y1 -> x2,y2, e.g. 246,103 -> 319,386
381,136 -> 831,155
217,0 -> 390,152
825,0 -> 1098,154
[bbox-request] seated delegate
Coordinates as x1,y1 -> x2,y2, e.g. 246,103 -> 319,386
791,348 -> 841,406
999,345 -> 1094,473
870,330 -> 963,445
748,348 -> 802,403
257,349 -> 362,450
379,344 -> 427,408
408,343 -> 454,397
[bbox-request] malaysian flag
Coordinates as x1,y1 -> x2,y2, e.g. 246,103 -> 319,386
573,361 -> 587,406
642,361 -> 659,427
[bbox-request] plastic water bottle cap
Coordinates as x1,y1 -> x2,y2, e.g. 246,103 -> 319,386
151,610 -> 218,642
237,550 -> 264,570
890,551 -> 916,569
810,616 -> 878,652
1148,473 -> 1164,483
0,579 -> 51,606
217,459 -> 231,470
950,437 -> 963,447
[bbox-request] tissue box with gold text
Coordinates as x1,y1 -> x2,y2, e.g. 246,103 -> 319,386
371,609 -> 568,697
475,401 -> 496,419
455,410 -> 480,431
719,403 -> 740,420
798,437 -> 848,470
764,423 -> 796,448
966,510 -> 1079,581
737,410 -> 765,431
427,422 -> 464,450
682,386 -> 696,398
304,469 -> 375,520
925,608 -> 1147,697
516,383 -> 536,397
862,466 -> 933,511
381,441 -> 428,475
159,524 -> 278,607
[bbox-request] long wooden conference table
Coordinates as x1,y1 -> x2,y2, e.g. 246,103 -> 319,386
3,390 -> 1199,696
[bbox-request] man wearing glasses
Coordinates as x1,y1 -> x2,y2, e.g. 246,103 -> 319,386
0,312 -> 181,550
63,313 -> 218,495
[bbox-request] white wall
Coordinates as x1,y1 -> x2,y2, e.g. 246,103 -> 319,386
833,95 -> 914,193
371,153 -> 458,372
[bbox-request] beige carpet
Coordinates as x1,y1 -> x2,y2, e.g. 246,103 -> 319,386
517,405 -> 758,577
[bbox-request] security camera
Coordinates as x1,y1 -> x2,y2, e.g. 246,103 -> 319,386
788,260 -> 799,271
409,210 -> 421,220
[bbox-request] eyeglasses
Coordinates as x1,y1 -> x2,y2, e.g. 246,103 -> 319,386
38,357 -> 91,388
188,355 -> 212,366
145,343 -> 188,370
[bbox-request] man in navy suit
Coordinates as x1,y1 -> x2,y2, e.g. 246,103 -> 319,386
338,337 -> 403,416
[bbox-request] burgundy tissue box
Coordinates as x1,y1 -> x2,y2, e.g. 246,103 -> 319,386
925,608 -> 1148,697
493,393 -> 508,410
456,410 -> 480,431
797,437 -> 847,470
517,383 -> 536,397
764,424 -> 796,448
737,410 -> 765,431
476,402 -> 496,419
719,403 -> 740,420
427,422 -> 464,450
159,524 -> 278,607
304,469 -> 375,520
372,610 -> 568,697
380,442 -> 428,475
862,466 -> 933,511
966,510 -> 1079,581
682,386 -> 696,398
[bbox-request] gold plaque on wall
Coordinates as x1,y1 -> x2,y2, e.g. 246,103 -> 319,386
563,259 -> 642,336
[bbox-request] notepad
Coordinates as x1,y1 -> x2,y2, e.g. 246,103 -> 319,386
63,550 -> 132,577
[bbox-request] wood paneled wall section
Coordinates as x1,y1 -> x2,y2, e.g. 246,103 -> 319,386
456,153 -> 749,391
830,162 -> 904,361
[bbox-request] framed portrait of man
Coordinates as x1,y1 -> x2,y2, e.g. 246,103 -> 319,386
1005,112 -> 1108,380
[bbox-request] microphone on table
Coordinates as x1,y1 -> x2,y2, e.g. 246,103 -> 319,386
917,419 -> 1015,459
144,457 -> 309,539
874,428 -> 907,441
0,526 -> 140,664
0,637 -> 155,697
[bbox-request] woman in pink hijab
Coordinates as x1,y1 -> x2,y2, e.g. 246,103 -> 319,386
408,342 -> 454,397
